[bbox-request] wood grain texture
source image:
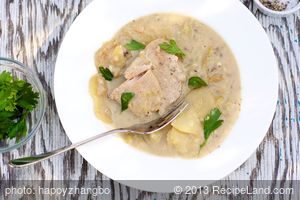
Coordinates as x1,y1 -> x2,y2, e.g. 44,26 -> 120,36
0,0 -> 299,199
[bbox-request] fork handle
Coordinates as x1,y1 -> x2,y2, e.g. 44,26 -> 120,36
9,128 -> 129,168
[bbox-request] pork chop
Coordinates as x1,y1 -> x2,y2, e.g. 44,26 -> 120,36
110,70 -> 162,117
111,38 -> 186,116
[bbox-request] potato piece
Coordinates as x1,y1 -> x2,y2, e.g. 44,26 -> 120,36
112,45 -> 127,67
167,128 -> 190,154
95,41 -> 128,77
171,88 -> 215,140
167,128 -> 201,156
147,131 -> 163,144
144,125 -> 172,145
146,126 -> 169,144
186,87 -> 216,114
95,41 -> 113,67
171,107 -> 202,136
89,75 -> 112,123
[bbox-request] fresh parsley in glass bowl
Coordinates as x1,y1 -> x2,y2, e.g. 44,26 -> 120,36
0,57 -> 46,153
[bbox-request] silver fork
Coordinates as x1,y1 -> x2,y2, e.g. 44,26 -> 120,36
9,101 -> 188,168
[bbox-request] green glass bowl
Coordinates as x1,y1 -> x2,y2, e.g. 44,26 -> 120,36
0,57 -> 46,153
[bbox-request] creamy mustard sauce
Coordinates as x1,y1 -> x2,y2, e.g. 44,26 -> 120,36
90,13 -> 241,158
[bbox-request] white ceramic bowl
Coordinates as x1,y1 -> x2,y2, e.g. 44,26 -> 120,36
254,0 -> 300,17
54,0 -> 278,192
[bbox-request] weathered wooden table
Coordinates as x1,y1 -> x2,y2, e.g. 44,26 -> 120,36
0,0 -> 299,199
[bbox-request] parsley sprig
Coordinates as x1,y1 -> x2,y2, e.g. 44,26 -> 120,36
99,66 -> 114,81
188,76 -> 208,89
121,92 -> 135,111
0,71 -> 39,141
204,108 -> 223,140
200,108 -> 223,148
159,39 -> 186,59
125,40 -> 145,51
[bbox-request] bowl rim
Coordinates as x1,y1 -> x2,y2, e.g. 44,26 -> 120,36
254,0 -> 300,16
0,57 -> 46,153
